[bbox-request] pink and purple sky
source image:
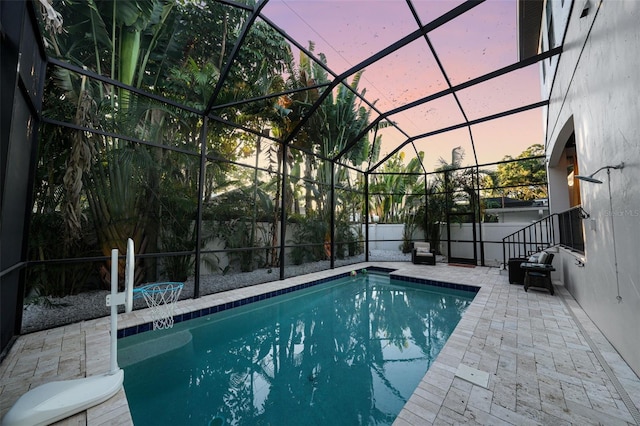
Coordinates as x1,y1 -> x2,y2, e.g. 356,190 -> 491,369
260,0 -> 544,171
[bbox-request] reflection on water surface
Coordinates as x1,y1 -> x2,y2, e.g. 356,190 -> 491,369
121,273 -> 474,425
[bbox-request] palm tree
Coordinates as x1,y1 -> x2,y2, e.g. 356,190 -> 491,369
275,42 -> 328,215
268,45 -> 377,263
316,72 -> 375,201
417,146 -> 493,254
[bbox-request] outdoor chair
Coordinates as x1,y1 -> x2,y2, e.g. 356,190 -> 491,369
521,252 -> 555,294
412,242 -> 436,265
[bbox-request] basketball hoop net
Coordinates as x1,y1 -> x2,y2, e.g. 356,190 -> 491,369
134,282 -> 183,330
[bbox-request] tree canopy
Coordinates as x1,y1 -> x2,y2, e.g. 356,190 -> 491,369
495,144 -> 547,200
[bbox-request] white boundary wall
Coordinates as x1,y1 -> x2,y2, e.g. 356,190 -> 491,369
198,222 -> 543,273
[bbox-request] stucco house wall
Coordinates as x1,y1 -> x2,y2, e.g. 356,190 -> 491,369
545,0 -> 640,376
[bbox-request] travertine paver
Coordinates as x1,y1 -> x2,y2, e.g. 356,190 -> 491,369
390,262 -> 640,426
1,261 -> 639,425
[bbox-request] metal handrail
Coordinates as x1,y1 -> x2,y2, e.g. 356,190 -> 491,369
501,205 -> 586,268
502,213 -> 557,268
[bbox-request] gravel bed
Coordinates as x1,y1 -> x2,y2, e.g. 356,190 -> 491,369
21,250 -> 411,334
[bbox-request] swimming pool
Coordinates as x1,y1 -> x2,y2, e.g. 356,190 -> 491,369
119,272 -> 476,425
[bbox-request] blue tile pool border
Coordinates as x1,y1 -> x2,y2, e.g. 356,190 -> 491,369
118,268 -> 478,338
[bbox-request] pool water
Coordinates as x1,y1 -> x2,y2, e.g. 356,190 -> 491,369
119,273 -> 475,425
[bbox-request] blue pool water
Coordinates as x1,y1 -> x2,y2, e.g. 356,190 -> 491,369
119,273 -> 475,425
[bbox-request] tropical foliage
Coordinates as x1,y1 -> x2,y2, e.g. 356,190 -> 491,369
31,0 -> 293,294
369,151 -> 424,224
30,0 -> 380,297
414,147 -> 485,252
494,144 -> 547,200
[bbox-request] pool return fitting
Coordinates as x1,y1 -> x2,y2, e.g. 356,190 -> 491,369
1,239 -> 137,426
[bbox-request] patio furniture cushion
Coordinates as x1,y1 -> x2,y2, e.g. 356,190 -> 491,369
538,251 -> 549,264
414,242 -> 430,249
526,251 -> 554,266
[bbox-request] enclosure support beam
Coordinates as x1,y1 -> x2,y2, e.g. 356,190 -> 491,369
330,162 -> 336,269
290,0 -> 484,154
444,171 -> 452,262
423,175 -> 429,245
476,167 -> 485,266
365,173 -> 370,262
279,144 -> 288,280
194,118 -> 209,298
349,47 -> 561,167
369,100 -> 548,173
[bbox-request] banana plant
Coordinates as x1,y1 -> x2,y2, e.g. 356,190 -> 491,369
37,0 -> 174,284
313,71 -> 375,217
369,152 -> 424,224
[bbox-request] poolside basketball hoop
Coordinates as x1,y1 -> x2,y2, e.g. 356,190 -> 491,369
2,238 -> 185,425
134,282 -> 183,330
3,239 -> 136,425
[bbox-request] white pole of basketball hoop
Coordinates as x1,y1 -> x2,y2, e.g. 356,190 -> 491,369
106,238 -> 135,373
2,239 -> 136,426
